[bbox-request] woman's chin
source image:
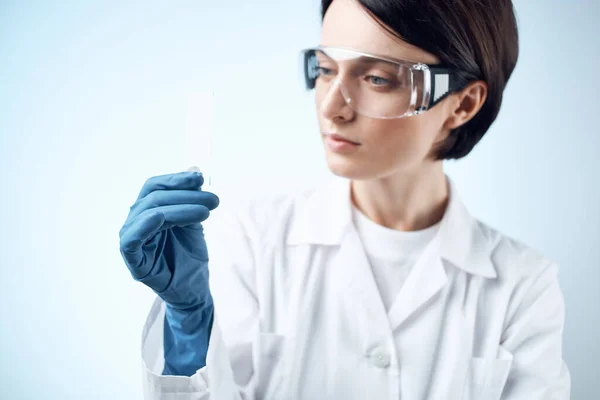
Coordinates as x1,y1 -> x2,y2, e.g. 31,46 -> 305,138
325,156 -> 373,180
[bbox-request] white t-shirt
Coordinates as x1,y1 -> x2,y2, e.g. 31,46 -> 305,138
351,205 -> 440,311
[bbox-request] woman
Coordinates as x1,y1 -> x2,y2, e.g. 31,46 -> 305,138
119,0 -> 570,398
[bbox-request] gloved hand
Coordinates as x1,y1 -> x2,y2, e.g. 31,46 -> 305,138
119,170 -> 220,376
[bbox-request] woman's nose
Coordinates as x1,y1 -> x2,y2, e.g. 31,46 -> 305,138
319,78 -> 355,122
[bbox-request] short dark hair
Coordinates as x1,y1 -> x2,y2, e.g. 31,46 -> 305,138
320,0 -> 520,160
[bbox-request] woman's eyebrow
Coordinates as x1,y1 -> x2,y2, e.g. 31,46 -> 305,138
315,51 -> 408,70
319,55 -> 397,67
353,57 -> 397,67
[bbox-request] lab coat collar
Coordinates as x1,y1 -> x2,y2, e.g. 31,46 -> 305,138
286,176 -> 497,279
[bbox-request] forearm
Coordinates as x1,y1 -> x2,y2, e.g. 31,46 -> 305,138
162,297 -> 214,377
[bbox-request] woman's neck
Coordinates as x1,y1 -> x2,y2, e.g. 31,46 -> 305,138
350,163 -> 448,232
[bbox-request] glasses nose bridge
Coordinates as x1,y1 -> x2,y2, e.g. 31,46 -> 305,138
319,73 -> 355,120
324,72 -> 352,106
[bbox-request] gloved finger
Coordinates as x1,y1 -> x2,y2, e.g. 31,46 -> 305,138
120,203 -> 210,251
120,203 -> 211,274
119,210 -> 165,273
136,171 -> 205,201
128,189 -> 219,220
156,204 -> 211,230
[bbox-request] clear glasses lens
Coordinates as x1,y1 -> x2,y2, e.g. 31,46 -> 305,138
304,48 -> 429,119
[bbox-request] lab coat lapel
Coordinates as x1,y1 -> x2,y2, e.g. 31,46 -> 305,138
387,237 -> 447,330
286,178 -> 389,326
387,177 -> 498,331
335,223 -> 389,323
286,177 -> 350,246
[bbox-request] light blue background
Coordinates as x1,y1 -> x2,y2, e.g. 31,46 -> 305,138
1,1 -> 598,398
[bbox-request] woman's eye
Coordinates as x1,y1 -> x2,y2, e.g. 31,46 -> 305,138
367,75 -> 391,86
318,67 -> 334,76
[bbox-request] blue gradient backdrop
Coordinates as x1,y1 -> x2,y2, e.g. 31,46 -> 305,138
1,1 -> 598,398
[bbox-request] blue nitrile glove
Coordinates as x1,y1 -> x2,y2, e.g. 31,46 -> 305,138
119,170 -> 219,376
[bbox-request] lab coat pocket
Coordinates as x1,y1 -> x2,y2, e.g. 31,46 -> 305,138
463,346 -> 513,400
254,333 -> 288,399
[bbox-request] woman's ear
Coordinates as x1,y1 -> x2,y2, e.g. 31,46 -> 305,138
444,80 -> 488,130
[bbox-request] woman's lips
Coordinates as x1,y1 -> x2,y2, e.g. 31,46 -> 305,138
324,133 -> 361,153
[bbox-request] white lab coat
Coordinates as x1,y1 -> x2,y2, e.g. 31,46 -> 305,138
141,177 -> 570,399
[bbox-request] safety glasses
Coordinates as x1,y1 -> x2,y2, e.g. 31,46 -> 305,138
301,46 -> 461,119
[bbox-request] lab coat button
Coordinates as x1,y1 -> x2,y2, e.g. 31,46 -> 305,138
369,347 -> 391,368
